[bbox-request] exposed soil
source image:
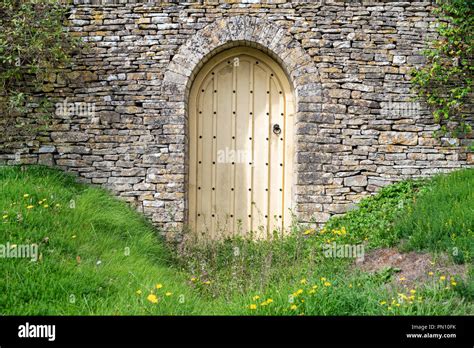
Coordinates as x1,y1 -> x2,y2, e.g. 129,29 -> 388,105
354,247 -> 468,288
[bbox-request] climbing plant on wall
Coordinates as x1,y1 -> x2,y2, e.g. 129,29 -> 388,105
0,0 -> 79,137
411,0 -> 473,145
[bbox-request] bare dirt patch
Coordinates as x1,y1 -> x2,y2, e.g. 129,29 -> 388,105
355,247 -> 467,288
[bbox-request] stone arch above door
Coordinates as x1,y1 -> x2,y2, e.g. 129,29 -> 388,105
162,16 -> 321,110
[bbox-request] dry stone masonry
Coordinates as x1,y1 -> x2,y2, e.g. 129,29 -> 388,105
1,0 -> 472,237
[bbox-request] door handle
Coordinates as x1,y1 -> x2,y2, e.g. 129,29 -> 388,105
273,124 -> 281,135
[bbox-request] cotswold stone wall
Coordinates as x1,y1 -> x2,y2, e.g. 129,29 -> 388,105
1,0 -> 472,235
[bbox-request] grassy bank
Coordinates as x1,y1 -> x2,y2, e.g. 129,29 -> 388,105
0,165 -> 472,315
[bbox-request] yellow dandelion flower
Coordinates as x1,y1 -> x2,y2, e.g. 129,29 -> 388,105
43,204 -> 49,208
147,294 -> 158,304
190,277 -> 197,282
290,304 -> 297,310
396,303 -> 401,307
252,295 -> 260,301
266,298 -> 273,304
260,301 -> 268,306
349,283 -> 353,288
428,271 -> 434,276
451,281 -> 457,286
303,229 -> 313,235
26,205 -> 34,209
312,285 -> 318,289
309,289 -> 316,294
23,194 -> 29,198
2,215 -> 8,219
301,299 -> 305,303
387,306 -> 392,310
203,280 -> 211,285
136,290 -> 142,295
410,289 -> 416,294
320,277 -> 326,281
380,301 -> 386,305
55,203 -> 60,207
300,278 -> 307,285
165,292 -> 172,296
440,275 -> 446,281
296,289 -> 303,295
323,281 -> 331,287
399,276 -> 406,282
249,304 -> 257,310
38,200 -> 43,205
156,283 -> 163,289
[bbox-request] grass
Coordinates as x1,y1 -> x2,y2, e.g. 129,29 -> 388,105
0,165 -> 472,315
394,169 -> 474,263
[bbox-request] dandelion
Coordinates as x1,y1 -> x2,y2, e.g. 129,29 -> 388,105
266,299 -> 273,304
323,281 -> 331,287
312,285 -> 318,289
136,290 -> 142,295
300,278 -> 307,285
156,283 -> 163,289
410,289 -> 416,294
290,304 -> 297,310
380,301 -> 386,305
428,271 -> 434,276
252,295 -> 260,301
165,292 -> 172,296
399,277 -> 406,282
320,277 -> 326,282
451,281 -> 457,286
395,303 -> 401,307
203,280 -> 211,285
309,289 -> 316,294
147,294 -> 158,304
23,194 -> 29,198
190,277 -> 197,282
296,289 -> 303,295
43,204 -> 49,208
2,215 -> 8,219
26,205 -> 34,209
303,229 -> 314,235
398,293 -> 407,300
349,283 -> 353,288
387,307 -> 392,310
440,275 -> 446,281
249,304 -> 257,310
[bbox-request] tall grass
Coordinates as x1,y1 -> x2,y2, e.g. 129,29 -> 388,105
394,169 -> 474,263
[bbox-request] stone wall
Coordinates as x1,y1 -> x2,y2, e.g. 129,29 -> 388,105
0,0 -> 472,236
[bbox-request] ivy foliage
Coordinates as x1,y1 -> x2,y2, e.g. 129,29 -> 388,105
0,0 -> 79,129
411,0 -> 473,143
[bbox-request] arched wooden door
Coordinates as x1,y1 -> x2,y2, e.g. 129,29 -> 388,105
188,47 -> 295,240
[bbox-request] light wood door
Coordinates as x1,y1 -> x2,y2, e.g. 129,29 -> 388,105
189,47 -> 295,240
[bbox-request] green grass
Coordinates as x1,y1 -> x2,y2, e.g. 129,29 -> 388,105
394,169 -> 474,263
0,165 -> 472,315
